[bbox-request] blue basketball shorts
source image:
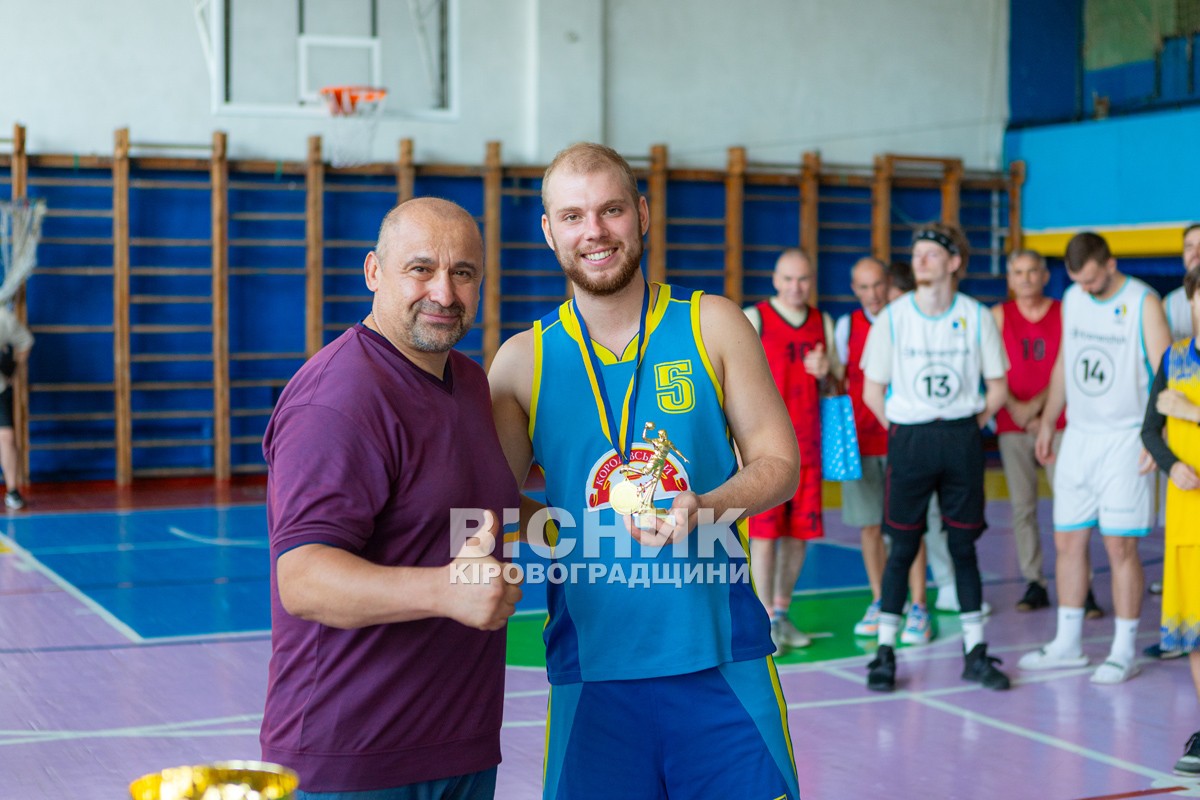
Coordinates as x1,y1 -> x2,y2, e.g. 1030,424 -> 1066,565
543,657 -> 800,800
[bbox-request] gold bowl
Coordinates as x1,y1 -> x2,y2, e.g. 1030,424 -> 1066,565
129,761 -> 299,800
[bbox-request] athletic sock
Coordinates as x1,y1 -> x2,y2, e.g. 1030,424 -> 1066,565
773,607 -> 789,622
878,613 -> 901,648
960,611 -> 984,651
1111,616 -> 1139,664
1051,606 -> 1085,655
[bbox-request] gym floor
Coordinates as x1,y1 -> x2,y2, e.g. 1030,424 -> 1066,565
1,475 -> 1197,799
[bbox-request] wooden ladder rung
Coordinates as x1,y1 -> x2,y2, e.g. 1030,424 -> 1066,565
132,438 -> 216,448
131,295 -> 214,304
130,353 -> 213,363
130,325 -> 213,334
667,217 -> 724,226
30,382 -> 116,392
130,381 -> 214,391
230,212 -> 306,221
131,267 -> 211,276
30,325 -> 115,334
231,407 -> 275,417
231,435 -> 266,445
30,440 -> 117,451
131,409 -> 213,420
28,412 -> 116,422
230,352 -> 306,361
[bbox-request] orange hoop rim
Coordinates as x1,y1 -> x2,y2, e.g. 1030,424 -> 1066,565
319,85 -> 388,116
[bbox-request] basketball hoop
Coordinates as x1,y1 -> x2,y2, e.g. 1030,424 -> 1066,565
0,198 -> 46,305
319,85 -> 388,168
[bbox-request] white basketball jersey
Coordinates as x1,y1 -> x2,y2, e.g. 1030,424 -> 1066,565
1061,276 -> 1156,433
865,292 -> 1004,425
1163,285 -> 1192,342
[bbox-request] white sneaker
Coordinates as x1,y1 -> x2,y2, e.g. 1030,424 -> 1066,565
1018,646 -> 1089,671
934,585 -> 959,612
1090,658 -> 1141,684
854,600 -> 882,637
935,590 -> 991,616
900,602 -> 933,645
772,617 -> 811,649
4,489 -> 25,510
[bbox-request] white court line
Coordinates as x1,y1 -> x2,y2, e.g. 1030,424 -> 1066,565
167,525 -> 267,548
916,694 -> 1181,784
24,539 -> 262,557
502,719 -> 548,729
139,628 -> 271,645
800,652 -> 1185,787
0,713 -> 264,746
0,532 -> 143,643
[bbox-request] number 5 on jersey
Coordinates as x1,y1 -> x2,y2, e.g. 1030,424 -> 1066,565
655,360 -> 695,413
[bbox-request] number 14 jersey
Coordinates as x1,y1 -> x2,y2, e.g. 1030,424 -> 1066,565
861,292 -> 1007,425
1061,275 -> 1157,433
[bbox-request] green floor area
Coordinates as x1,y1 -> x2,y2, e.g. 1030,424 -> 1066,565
505,587 -> 962,668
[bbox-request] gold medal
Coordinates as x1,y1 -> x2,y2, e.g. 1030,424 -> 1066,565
609,479 -> 641,515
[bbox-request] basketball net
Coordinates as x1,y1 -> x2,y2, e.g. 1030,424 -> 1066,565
320,86 -> 388,168
0,198 -> 46,304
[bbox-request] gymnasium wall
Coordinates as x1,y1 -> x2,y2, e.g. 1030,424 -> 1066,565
0,1 -> 1015,483
1006,0 -> 1200,295
0,0 -> 1009,168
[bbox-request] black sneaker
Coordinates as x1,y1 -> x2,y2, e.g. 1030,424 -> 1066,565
1084,589 -> 1105,620
4,489 -> 25,510
962,643 -> 1011,690
1143,643 -> 1187,660
1175,730 -> 1200,776
1016,581 -> 1050,612
867,644 -> 896,692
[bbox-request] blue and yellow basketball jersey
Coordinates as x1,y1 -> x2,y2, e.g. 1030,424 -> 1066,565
530,283 -> 773,684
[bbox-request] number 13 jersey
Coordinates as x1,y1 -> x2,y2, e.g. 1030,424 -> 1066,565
1061,275 -> 1157,433
861,292 -> 1007,425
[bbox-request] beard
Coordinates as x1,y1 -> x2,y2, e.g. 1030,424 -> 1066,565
1086,274 -> 1113,298
405,300 -> 472,353
555,238 -> 645,297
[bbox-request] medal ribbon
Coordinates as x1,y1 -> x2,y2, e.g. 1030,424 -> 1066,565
571,283 -> 652,462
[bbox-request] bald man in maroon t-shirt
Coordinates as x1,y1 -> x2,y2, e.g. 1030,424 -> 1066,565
261,199 -> 521,798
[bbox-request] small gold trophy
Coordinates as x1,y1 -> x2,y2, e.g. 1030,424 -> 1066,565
608,422 -> 688,530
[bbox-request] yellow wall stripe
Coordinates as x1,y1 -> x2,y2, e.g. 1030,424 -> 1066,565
1024,224 -> 1191,258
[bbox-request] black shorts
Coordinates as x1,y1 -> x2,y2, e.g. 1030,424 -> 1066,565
884,417 -> 985,536
0,387 -> 13,428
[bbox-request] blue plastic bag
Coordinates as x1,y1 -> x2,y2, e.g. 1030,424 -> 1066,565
820,394 -> 863,481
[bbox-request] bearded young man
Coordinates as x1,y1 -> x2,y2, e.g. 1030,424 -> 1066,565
489,143 -> 803,800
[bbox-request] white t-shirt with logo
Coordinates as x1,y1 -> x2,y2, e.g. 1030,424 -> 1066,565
1163,285 -> 1192,342
861,292 -> 1006,425
1061,276 -> 1157,433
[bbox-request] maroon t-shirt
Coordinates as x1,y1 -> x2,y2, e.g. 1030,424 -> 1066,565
260,324 -> 519,792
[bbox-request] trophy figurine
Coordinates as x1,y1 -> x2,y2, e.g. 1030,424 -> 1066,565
608,422 -> 688,530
